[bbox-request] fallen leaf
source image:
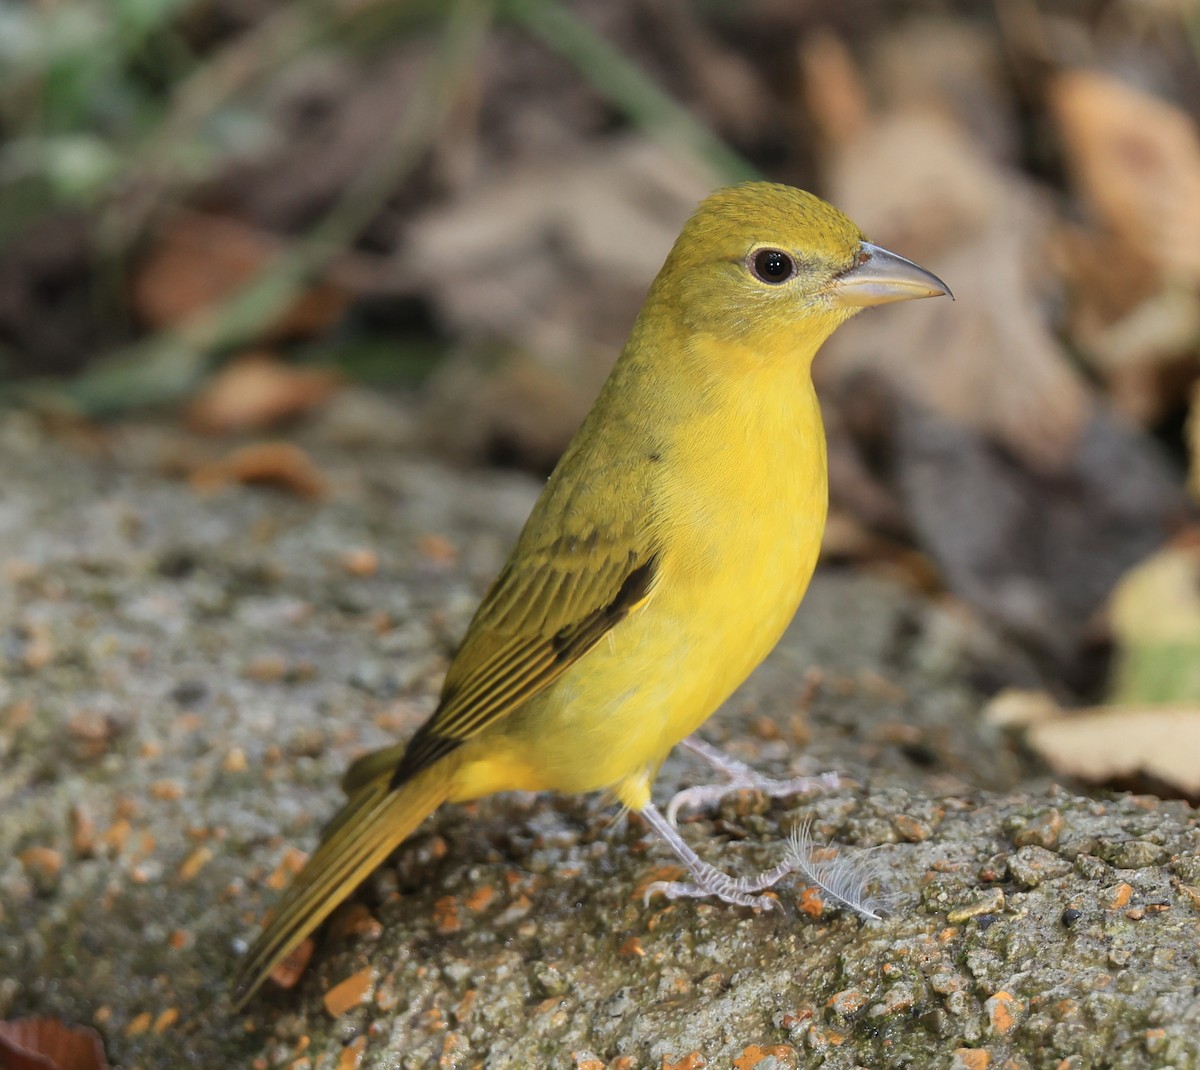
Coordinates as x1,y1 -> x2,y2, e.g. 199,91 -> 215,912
177,845 -> 212,882
133,212 -> 349,338
189,441 -> 329,500
986,684 -> 1200,798
1056,269 -> 1200,426
883,398 -> 1182,661
0,1018 -> 108,1070
867,17 -> 1016,158
1025,704 -> 1200,798
269,937 -> 315,992
1107,540 -> 1200,705
802,39 -> 1185,664
419,345 -> 593,473
1049,70 -> 1200,422
265,846 -> 309,891
1051,70 -> 1200,282
187,353 -> 341,435
821,107 -> 1091,474
323,968 -> 376,1018
409,137 -> 712,343
339,548 -> 378,577
982,689 -> 1062,730
336,1035 -> 368,1070
409,136 -> 717,467
799,31 -> 870,150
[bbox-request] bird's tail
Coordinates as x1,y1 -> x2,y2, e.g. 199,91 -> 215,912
232,756 -> 455,1010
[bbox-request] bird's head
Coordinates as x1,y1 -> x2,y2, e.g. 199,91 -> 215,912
649,182 -> 950,359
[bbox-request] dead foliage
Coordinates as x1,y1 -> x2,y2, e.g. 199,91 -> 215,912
2,0 -> 1199,706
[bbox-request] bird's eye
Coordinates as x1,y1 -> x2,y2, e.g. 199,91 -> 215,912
749,248 -> 795,284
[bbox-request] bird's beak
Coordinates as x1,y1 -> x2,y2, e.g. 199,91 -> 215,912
828,242 -> 953,307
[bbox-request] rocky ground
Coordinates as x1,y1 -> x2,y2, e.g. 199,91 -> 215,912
1,399 -> 1197,1070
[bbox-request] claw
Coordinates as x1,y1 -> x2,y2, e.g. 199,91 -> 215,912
638,802 -> 797,911
665,786 -> 714,827
643,879 -> 780,910
666,736 -> 842,823
666,771 -> 842,824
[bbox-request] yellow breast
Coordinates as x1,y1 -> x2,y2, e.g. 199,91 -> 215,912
459,344 -> 829,810
641,352 -> 828,745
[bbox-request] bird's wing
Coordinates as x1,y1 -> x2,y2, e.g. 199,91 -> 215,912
391,522 -> 659,786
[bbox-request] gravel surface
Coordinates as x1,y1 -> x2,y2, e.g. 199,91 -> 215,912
1,403 -> 1197,1069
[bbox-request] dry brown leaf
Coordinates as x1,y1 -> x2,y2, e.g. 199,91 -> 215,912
187,353 -> 342,435
986,686 -> 1200,796
268,937 -> 315,992
133,212 -> 350,338
868,17 -> 1015,159
189,441 -> 329,500
1051,225 -> 1161,333
323,967 -> 376,1017
337,1036 -> 368,1070
806,48 -> 1183,661
820,509 -> 940,591
1053,234 -> 1200,425
821,107 -> 1091,475
419,347 -> 591,472
1051,70 -> 1200,282
799,30 -> 870,149
408,137 -> 714,350
1026,704 -> 1200,797
1049,72 -> 1200,419
982,688 -> 1063,730
0,1018 -> 108,1070
408,137 -> 717,464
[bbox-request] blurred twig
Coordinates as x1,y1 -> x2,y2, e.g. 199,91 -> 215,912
502,0 -> 756,183
97,1 -> 443,250
94,5 -> 330,251
15,0 -> 493,415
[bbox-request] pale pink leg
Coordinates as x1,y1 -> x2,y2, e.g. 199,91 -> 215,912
665,735 -> 841,826
639,802 -> 794,908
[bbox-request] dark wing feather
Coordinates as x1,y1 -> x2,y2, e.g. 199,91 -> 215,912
391,528 -> 658,788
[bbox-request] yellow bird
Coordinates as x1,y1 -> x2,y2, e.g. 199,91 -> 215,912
233,182 -> 949,1008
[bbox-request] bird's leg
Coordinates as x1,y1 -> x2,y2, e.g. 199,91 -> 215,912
639,802 -> 794,908
665,735 -> 841,826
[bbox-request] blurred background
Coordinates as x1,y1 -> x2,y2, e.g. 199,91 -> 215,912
2,0 -> 1199,791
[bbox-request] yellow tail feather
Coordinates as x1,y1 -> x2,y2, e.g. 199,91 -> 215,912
232,758 -> 455,1009
340,741 -> 408,794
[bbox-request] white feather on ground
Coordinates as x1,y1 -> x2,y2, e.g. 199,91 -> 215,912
786,821 -> 892,921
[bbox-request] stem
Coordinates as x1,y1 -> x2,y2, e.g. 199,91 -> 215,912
23,0 -> 493,415
503,0 -> 755,183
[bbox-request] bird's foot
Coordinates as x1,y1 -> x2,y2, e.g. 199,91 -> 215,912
642,870 -> 790,909
666,735 -> 842,826
638,801 -> 795,909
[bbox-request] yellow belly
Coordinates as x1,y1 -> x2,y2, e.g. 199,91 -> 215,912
451,370 -> 828,811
